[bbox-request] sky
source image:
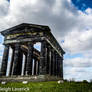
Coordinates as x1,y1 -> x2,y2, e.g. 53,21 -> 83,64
0,0 -> 92,81
72,0 -> 92,12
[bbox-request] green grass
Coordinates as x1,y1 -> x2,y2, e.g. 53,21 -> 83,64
0,81 -> 92,92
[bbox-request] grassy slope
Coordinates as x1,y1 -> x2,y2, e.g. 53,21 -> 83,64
0,81 -> 92,92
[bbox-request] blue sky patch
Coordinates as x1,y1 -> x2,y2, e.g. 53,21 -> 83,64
0,35 -> 4,43
64,53 -> 84,59
71,0 -> 92,11
61,40 -> 64,43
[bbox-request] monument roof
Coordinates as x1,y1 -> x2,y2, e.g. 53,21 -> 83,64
1,23 -> 50,36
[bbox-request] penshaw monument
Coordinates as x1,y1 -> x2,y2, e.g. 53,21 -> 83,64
0,23 -> 65,81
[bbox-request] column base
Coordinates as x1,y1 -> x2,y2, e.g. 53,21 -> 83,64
0,75 -> 63,82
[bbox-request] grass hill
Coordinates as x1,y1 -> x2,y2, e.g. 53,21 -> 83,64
0,81 -> 92,92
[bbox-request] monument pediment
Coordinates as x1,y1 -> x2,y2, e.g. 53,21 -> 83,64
1,23 -> 50,36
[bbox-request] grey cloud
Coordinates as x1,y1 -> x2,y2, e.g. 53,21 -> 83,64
0,0 -> 9,17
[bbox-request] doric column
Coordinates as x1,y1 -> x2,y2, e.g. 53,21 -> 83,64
9,48 -> 15,76
59,56 -> 63,79
56,54 -> 60,77
37,61 -> 40,75
49,47 -> 51,75
12,44 -> 20,75
55,53 -> 59,76
51,49 -> 53,75
36,61 -> 39,75
57,55 -> 61,77
49,47 -> 53,75
54,52 -> 57,76
39,41 -> 47,75
61,58 -> 63,79
45,44 -> 48,74
18,51 -> 23,75
34,59 -> 37,75
46,45 -> 50,74
0,45 -> 9,76
23,53 -> 27,75
52,50 -> 55,75
25,43 -> 33,75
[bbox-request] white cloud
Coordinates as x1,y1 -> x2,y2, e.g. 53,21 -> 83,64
85,8 -> 92,15
64,67 -> 92,81
62,29 -> 92,53
64,55 -> 92,68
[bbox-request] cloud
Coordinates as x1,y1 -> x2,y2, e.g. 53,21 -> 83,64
62,28 -> 92,53
64,54 -> 92,68
64,67 -> 92,81
0,0 -> 9,17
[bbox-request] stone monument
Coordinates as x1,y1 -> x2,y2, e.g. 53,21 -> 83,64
0,23 -> 65,81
